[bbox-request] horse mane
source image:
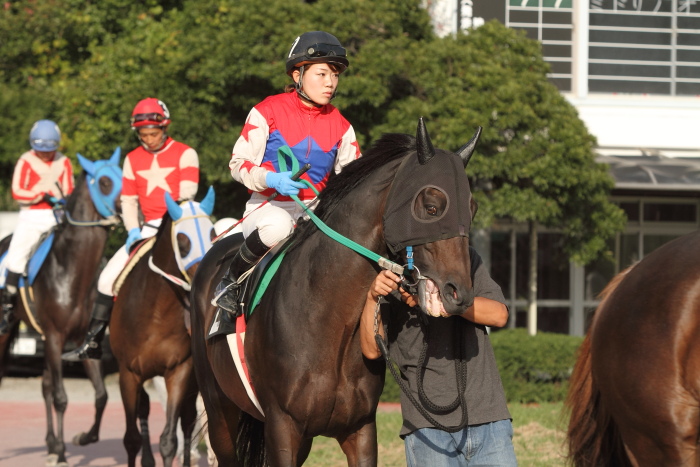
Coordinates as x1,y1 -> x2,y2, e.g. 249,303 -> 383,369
289,132 -> 416,248
54,172 -> 88,233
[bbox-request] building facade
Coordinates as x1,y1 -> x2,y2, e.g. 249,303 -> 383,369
425,0 -> 700,335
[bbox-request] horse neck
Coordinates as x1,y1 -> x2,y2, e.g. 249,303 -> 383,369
320,162 -> 398,257
52,177 -> 108,256
150,218 -> 179,272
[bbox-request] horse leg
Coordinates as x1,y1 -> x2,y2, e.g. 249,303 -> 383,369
72,358 -> 108,445
44,334 -> 69,467
159,365 -> 197,467
198,376 -> 241,466
119,370 -> 147,467
179,382 -> 199,467
138,386 -> 156,467
42,367 -> 59,466
337,420 -> 378,467
264,413 -> 305,467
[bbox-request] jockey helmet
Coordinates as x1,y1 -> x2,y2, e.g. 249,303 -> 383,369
29,120 -> 61,152
130,98 -> 171,130
285,31 -> 348,76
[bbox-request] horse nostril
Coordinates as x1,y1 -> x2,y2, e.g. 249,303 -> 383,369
444,283 -> 461,305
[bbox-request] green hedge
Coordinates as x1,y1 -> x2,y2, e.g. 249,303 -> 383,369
492,328 -> 583,403
380,328 -> 583,404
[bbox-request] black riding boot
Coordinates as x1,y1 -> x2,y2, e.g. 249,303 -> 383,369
0,271 -> 20,336
61,292 -> 114,362
212,229 -> 269,317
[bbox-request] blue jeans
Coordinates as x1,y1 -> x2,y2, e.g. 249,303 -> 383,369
404,419 -> 517,467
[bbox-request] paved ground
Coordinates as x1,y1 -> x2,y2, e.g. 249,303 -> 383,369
0,374 -> 210,467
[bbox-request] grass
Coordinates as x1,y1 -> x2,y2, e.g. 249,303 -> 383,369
303,402 -> 568,466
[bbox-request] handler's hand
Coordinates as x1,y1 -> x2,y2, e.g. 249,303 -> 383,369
369,270 -> 419,308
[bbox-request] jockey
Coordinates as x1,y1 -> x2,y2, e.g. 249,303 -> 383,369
211,31 -> 361,321
0,120 -> 73,336
62,98 -> 200,361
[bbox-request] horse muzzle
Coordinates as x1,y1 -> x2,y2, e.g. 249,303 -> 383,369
417,277 -> 475,317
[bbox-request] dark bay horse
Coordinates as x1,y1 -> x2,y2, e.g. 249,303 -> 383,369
566,230 -> 700,466
109,188 -> 215,467
191,119 -> 481,466
0,149 -> 122,467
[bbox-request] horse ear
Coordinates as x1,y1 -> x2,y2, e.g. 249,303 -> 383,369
200,186 -> 215,216
77,153 -> 96,177
164,192 -> 183,220
109,146 -> 121,166
456,126 -> 482,168
416,117 -> 435,165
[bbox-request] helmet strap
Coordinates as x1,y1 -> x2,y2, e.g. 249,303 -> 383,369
294,65 -> 332,107
135,127 -> 169,152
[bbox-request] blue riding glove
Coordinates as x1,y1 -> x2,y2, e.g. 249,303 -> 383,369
265,171 -> 306,197
42,193 -> 60,206
125,227 -> 142,250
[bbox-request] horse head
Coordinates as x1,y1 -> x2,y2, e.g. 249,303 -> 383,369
383,118 -> 481,316
77,147 -> 123,219
164,186 -> 216,281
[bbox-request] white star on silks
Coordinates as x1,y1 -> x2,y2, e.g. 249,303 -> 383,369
137,158 -> 175,195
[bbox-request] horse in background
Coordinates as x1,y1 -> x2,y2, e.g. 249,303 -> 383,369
191,119 -> 481,466
109,188 -> 215,467
0,149 -> 122,467
566,230 -> 700,466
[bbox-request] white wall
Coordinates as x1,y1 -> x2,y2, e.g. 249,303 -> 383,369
567,94 -> 700,154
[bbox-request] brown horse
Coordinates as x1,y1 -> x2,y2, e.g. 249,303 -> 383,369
0,149 -> 122,467
190,119 -> 481,466
566,230 -> 700,466
109,188 -> 215,467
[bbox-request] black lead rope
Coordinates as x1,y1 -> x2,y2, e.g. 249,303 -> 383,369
375,302 -> 469,433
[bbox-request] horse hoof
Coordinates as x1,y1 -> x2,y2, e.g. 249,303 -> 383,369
72,431 -> 98,446
45,453 -> 58,467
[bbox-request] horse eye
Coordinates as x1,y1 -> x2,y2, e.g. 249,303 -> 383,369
98,176 -> 113,196
427,205 -> 438,216
177,233 -> 191,257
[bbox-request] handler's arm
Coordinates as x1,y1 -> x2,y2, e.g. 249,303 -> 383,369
459,297 -> 509,328
360,270 -> 417,360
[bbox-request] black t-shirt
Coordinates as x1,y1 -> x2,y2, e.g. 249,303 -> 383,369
384,247 -> 511,437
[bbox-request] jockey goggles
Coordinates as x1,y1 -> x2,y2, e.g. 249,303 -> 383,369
130,112 -> 167,126
305,43 -> 346,59
31,139 -> 60,149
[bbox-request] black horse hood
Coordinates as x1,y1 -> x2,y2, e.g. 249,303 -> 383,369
383,148 -> 472,255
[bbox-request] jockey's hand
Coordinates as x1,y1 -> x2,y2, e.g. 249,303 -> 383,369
125,227 -> 142,250
42,193 -> 60,206
265,171 -> 306,196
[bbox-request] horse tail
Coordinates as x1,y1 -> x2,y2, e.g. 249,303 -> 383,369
236,412 -> 267,467
565,265 -> 636,467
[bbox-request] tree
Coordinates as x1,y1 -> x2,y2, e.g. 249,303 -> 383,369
0,3 -> 624,299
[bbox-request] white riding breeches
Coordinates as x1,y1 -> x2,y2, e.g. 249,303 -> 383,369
241,193 -> 316,248
5,209 -> 57,274
97,220 -> 161,296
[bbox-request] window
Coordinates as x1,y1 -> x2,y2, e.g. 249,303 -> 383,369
506,0 -> 574,92
588,1 -> 700,96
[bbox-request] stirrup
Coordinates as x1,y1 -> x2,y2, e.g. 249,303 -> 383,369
211,280 -> 241,314
61,340 -> 103,362
206,307 -> 237,340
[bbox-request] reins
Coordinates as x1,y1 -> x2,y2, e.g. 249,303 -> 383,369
147,212 -> 213,291
277,146 -> 407,276
373,299 -> 470,432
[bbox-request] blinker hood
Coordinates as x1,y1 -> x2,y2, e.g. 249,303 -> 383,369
382,149 -> 472,255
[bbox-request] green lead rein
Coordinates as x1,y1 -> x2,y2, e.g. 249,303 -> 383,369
276,145 -> 405,276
